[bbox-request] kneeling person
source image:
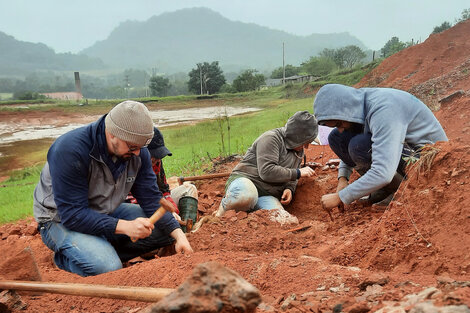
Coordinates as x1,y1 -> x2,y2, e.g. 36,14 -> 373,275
33,101 -> 193,277
127,127 -> 198,231
215,111 -> 318,220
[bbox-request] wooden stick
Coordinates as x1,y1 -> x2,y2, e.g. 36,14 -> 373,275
282,225 -> 312,234
178,172 -> 231,185
0,280 -> 173,302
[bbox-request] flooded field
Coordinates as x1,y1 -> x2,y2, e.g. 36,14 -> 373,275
0,106 -> 260,144
0,106 -> 260,177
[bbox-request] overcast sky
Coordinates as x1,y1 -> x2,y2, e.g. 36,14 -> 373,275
0,0 -> 468,53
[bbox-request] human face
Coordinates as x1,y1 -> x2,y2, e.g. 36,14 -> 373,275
319,120 -> 352,133
110,137 -> 145,160
292,142 -> 310,151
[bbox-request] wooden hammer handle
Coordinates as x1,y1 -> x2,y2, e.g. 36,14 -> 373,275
0,280 -> 173,302
131,198 -> 176,242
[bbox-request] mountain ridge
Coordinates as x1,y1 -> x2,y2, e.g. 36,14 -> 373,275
82,7 -> 368,73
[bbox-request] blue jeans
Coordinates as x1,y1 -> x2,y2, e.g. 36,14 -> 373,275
328,129 -> 410,176
39,203 -> 174,277
220,177 -> 284,212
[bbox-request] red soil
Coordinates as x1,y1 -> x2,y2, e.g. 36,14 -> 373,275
1,20 -> 470,313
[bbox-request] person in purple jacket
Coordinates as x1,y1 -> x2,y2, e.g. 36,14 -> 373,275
313,84 -> 447,212
33,100 -> 192,276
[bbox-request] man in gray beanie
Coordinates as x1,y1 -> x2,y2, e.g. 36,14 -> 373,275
33,100 -> 193,277
215,111 -> 318,224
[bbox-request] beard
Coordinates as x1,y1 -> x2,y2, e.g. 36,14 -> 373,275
110,141 -> 133,161
119,153 -> 133,161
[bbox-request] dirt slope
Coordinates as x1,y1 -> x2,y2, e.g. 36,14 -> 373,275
1,20 -> 470,313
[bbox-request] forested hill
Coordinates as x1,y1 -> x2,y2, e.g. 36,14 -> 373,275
0,31 -> 104,76
82,7 -> 367,73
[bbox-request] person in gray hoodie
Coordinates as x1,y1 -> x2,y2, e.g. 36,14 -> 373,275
215,111 -> 318,218
313,84 -> 447,212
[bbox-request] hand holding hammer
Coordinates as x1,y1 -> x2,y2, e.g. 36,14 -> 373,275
115,198 -> 176,242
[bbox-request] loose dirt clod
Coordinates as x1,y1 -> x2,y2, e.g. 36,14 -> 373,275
0,247 -> 41,282
149,262 -> 261,313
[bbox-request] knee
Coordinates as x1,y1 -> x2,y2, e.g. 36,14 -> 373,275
88,258 -> 122,276
185,183 -> 198,199
327,128 -> 342,150
348,134 -> 372,166
223,177 -> 258,212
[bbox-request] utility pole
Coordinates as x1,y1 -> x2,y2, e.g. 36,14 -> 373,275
197,63 -> 203,95
282,42 -> 285,85
124,75 -> 130,99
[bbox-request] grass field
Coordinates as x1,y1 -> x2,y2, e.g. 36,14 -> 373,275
0,93 -> 13,101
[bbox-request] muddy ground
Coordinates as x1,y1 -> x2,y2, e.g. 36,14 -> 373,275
1,20 -> 470,313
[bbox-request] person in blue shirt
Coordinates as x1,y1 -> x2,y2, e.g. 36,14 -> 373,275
313,84 -> 447,212
33,100 -> 193,276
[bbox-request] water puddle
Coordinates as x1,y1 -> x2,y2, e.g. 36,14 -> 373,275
0,106 -> 260,144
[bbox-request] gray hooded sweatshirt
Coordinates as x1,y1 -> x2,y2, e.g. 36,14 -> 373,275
231,111 -> 318,199
313,84 -> 447,204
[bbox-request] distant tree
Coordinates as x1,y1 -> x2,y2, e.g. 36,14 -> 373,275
340,45 -> 367,68
300,56 -> 337,76
270,65 -> 299,79
319,48 -> 336,60
432,21 -> 452,34
380,37 -> 407,58
188,61 -> 226,95
13,91 -> 46,100
233,70 -> 265,92
219,83 -> 237,93
149,75 -> 171,97
457,8 -> 470,22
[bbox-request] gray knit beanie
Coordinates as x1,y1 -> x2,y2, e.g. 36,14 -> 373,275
105,100 -> 154,146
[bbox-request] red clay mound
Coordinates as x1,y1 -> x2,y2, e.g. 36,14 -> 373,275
357,19 -> 470,109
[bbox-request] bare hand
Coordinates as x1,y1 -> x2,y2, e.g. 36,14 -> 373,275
167,176 -> 180,189
321,193 -> 342,210
171,228 -> 194,254
280,189 -> 293,205
299,166 -> 315,178
116,217 -> 154,240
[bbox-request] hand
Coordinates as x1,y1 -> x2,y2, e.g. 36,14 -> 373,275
321,193 -> 343,210
167,176 -> 180,189
280,189 -> 293,205
116,217 -> 154,240
336,176 -> 348,193
170,228 -> 194,254
299,166 -> 315,178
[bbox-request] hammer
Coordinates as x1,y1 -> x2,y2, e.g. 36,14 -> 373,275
131,197 -> 177,242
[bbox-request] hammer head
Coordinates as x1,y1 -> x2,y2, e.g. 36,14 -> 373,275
150,262 -> 261,313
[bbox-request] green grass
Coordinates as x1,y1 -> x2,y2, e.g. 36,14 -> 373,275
0,167 -> 41,223
161,97 -> 311,176
0,93 -> 13,100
